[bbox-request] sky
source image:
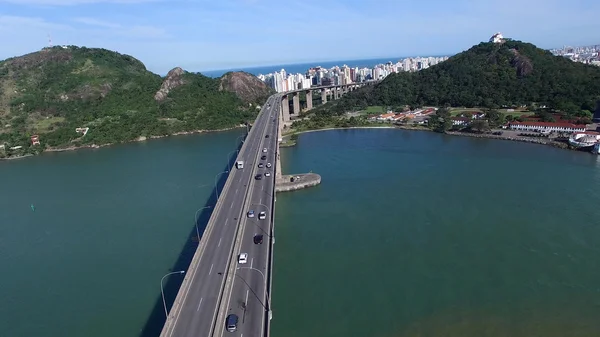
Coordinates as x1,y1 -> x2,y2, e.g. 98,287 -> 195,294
1,0 -> 599,74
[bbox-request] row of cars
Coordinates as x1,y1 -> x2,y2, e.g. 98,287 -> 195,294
225,114 -> 276,333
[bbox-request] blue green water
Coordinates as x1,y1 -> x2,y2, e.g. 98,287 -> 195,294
0,130 -> 244,337
1,128 -> 600,337
272,129 -> 600,337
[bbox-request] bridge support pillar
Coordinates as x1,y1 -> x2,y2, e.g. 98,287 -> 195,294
305,90 -> 313,110
334,87 -> 339,100
321,88 -> 327,105
292,92 -> 300,116
281,95 -> 290,122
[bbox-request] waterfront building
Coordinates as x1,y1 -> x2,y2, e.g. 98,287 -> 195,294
507,122 -> 586,133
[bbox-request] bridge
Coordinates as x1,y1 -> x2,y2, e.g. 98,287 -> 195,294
159,81 -> 375,337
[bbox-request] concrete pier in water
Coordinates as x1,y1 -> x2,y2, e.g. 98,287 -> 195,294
275,173 -> 321,192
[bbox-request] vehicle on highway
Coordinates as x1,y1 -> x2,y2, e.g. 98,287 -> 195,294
258,211 -> 266,220
258,163 -> 264,168
235,160 -> 244,169
262,148 -> 268,153
253,234 -> 264,244
226,314 -> 239,332
255,174 -> 263,180
264,172 -> 271,177
261,155 -> 267,160
265,134 -> 269,138
247,210 -> 255,218
238,253 -> 248,264
266,162 -> 272,168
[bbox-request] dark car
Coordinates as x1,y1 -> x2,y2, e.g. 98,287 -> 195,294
258,163 -> 264,168
226,314 -> 238,332
261,155 -> 267,160
255,174 -> 262,180
253,234 -> 264,244
265,134 -> 270,138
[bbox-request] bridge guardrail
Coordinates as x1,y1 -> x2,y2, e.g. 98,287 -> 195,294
160,113 -> 263,337
212,107 -> 272,337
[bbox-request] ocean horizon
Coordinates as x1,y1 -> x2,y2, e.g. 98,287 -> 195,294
200,55 -> 451,78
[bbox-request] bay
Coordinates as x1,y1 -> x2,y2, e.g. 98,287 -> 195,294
0,129 -> 245,337
272,129 -> 600,337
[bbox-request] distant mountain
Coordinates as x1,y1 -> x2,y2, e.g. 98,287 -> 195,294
324,40 -> 600,115
0,46 -> 272,156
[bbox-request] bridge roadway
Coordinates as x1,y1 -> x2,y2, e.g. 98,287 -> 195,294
161,95 -> 280,337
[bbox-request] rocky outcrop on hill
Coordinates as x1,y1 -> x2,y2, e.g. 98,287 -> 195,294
154,67 -> 185,102
219,71 -> 274,104
509,49 -> 533,77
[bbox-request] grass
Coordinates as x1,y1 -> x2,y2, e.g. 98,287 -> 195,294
363,106 -> 386,114
450,107 -> 534,117
30,116 -> 65,133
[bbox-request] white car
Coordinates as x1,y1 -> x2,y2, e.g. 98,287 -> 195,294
264,172 -> 271,177
262,148 -> 268,153
266,163 -> 272,168
258,211 -> 266,220
247,210 -> 255,218
238,253 -> 248,264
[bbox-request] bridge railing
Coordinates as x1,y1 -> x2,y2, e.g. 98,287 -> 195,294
159,112 -> 264,337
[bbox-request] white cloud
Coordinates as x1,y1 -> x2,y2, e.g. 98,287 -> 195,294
73,17 -> 121,28
0,15 -> 70,31
0,0 -> 163,5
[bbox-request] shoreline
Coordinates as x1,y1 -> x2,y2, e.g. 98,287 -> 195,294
0,125 -> 245,161
283,124 -> 579,152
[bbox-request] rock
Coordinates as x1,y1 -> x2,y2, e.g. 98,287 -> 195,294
154,67 -> 185,102
219,71 -> 274,104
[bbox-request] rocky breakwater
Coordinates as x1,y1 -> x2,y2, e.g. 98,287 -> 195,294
276,173 -> 321,193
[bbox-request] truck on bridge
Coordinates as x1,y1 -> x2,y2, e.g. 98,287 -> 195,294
235,160 -> 244,169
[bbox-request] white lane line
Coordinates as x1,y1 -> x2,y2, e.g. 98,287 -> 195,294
245,289 -> 249,304
250,258 -> 254,269
235,188 -> 239,194
209,264 -> 214,275
218,237 -> 222,247
196,297 -> 203,311
229,203 -> 233,210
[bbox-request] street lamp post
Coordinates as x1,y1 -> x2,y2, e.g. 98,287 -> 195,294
194,206 -> 213,242
236,134 -> 245,147
236,267 -> 272,319
226,149 -> 238,170
161,270 -> 186,318
214,170 -> 229,200
251,203 -> 274,242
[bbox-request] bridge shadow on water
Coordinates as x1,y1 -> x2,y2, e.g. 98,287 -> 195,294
138,134 -> 246,337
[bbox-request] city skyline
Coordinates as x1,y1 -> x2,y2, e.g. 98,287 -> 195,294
1,0 -> 600,74
258,56 -> 450,92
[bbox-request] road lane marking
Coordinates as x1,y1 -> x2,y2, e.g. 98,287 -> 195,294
209,264 -> 214,275
218,237 -> 222,247
196,297 -> 203,311
250,258 -> 254,269
245,289 -> 249,304
235,188 -> 239,194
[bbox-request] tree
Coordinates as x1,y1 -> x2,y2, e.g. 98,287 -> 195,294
470,119 -> 490,133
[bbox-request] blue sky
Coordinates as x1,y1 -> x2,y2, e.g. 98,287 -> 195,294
1,0 -> 599,74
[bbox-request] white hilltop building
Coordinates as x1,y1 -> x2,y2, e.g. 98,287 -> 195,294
489,32 -> 505,43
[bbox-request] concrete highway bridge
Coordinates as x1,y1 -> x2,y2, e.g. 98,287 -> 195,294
159,81 -> 376,337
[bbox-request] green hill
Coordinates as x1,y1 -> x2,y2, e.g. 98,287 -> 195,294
319,40 -> 600,117
0,46 -> 272,158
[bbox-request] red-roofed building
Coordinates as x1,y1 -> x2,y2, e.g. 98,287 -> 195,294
508,122 -> 586,133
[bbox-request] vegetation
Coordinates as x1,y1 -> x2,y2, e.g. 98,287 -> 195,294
0,46 -> 270,158
311,40 -> 600,122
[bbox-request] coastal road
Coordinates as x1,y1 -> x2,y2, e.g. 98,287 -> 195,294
218,98 -> 280,337
165,95 -> 279,337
